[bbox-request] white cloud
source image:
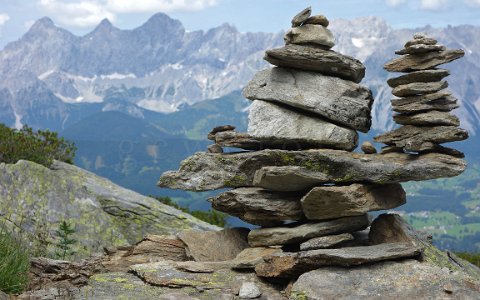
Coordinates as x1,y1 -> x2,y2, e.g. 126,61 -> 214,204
105,0 -> 219,13
420,0 -> 449,10
39,0 -> 115,27
0,13 -> 10,27
37,0 -> 219,27
385,0 -> 407,7
465,0 -> 480,7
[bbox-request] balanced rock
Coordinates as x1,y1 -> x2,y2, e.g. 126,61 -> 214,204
395,44 -> 446,55
404,34 -> 437,47
300,183 -> 406,221
391,90 -> 451,106
387,69 -> 450,88
291,6 -> 311,27
299,233 -> 354,251
248,100 -> 358,151
285,24 -> 335,49
374,125 -> 468,152
393,110 -> 460,126
384,49 -> 465,72
158,149 -> 467,192
207,144 -> 223,153
209,188 -> 304,227
255,243 -> 421,278
304,15 -> 329,27
244,67 -> 373,132
231,247 -> 283,270
208,125 -> 236,140
392,81 -> 448,97
248,215 -> 370,247
264,44 -> 365,83
392,96 -> 459,114
361,141 -> 377,154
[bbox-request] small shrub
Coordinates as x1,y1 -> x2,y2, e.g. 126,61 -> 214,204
0,124 -> 76,168
455,252 -> 480,268
54,221 -> 77,260
0,227 -> 30,294
151,196 -> 227,227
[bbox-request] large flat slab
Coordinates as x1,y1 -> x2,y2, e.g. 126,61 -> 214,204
248,100 -> 358,150
209,188 -> 304,227
393,110 -> 460,126
264,44 -> 365,83
387,69 -> 450,88
301,183 -> 406,221
244,67 -> 373,132
384,49 -> 465,72
158,150 -> 467,192
248,215 -> 370,247
392,81 -> 448,97
255,242 -> 421,278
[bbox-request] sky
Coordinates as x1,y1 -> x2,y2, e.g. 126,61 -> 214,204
0,0 -> 480,48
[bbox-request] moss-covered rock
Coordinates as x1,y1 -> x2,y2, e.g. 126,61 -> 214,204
0,160 -> 218,259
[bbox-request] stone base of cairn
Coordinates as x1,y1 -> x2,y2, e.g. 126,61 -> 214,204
159,7 -> 469,282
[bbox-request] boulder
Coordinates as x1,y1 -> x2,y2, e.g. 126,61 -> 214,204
291,6 -> 311,27
209,188 -> 304,226
393,110 -> 460,126
248,100 -> 358,150
0,160 -> 218,259
248,215 -> 370,247
239,282 -> 262,299
231,247 -> 283,270
304,15 -> 329,27
387,69 -> 450,88
158,149 -> 467,192
374,125 -> 468,152
285,24 -> 335,48
264,44 -> 365,83
290,260 -> 480,300
178,228 -> 249,262
255,243 -> 421,278
360,141 -> 377,154
207,144 -> 224,153
244,67 -> 373,132
384,49 -> 465,72
299,233 -> 354,251
392,81 -> 448,97
300,183 -> 406,221
395,44 -> 446,55
129,235 -> 187,262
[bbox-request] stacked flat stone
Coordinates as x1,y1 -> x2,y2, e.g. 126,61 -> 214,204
375,33 -> 468,157
158,9 -> 468,280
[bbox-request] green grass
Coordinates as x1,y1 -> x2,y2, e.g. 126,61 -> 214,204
455,252 -> 480,268
0,228 -> 30,294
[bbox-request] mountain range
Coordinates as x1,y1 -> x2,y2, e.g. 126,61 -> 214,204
0,13 -> 480,251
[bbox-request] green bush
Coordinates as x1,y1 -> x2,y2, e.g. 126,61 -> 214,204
0,124 -> 76,168
455,252 -> 480,268
0,227 -> 30,294
152,196 -> 227,227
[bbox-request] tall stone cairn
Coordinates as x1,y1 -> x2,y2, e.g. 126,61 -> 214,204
375,33 -> 468,156
158,8 -> 468,280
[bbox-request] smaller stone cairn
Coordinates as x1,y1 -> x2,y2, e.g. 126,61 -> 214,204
159,8 -> 468,281
375,33 -> 468,157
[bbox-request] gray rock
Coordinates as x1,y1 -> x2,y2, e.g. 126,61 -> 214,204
208,188 -> 304,227
361,141 -> 377,154
239,282 -> 262,299
208,125 -> 236,140
391,90 -> 452,106
178,228 -> 249,262
393,111 -> 460,126
392,96 -> 459,114
248,215 -> 370,247
300,183 -> 406,221
244,67 -> 373,132
299,233 -> 354,251
158,149 -> 467,192
285,24 -> 335,49
395,44 -> 446,55
392,81 -> 448,97
0,291 -> 8,300
404,34 -> 438,47
291,7 -> 311,27
248,100 -> 358,151
420,145 -> 465,158
231,247 -> 283,270
374,125 -> 468,152
255,243 -> 421,278
384,49 -> 465,72
387,69 -> 450,88
207,144 -> 224,153
290,260 -> 480,300
0,160 -> 218,259
380,145 -> 404,154
304,15 -> 329,27
264,44 -> 365,83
